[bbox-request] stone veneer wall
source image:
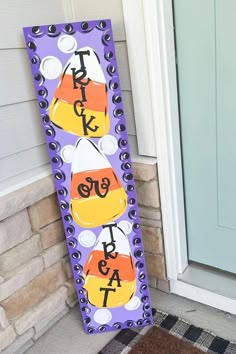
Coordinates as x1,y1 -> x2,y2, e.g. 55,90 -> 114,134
0,161 -> 168,353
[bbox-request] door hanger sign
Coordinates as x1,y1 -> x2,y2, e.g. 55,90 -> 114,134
23,20 -> 153,334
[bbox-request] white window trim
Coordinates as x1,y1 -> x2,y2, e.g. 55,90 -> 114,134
122,0 -> 236,315
122,0 -> 188,278
122,0 -> 156,157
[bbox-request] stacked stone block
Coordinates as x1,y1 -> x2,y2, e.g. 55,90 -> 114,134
0,197 -> 76,353
133,162 -> 168,292
0,161 -> 168,352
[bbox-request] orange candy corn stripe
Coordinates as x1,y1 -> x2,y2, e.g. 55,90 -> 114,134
55,75 -> 108,112
84,250 -> 136,282
71,168 -> 122,199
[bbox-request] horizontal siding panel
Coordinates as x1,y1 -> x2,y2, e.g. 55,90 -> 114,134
68,0 -> 126,42
0,49 -> 35,107
0,163 -> 51,197
128,135 -> 138,156
0,0 -> 66,49
0,0 -> 138,194
0,136 -> 137,185
0,0 -> 125,49
0,91 -> 135,159
0,144 -> 49,182
0,42 -> 131,107
115,41 -> 131,90
0,101 -> 44,158
0,135 -> 137,195
123,91 -> 136,136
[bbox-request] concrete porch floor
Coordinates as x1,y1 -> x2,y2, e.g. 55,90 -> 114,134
26,288 -> 236,354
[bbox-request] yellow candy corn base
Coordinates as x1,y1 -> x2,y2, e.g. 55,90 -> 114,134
49,98 -> 110,137
84,275 -> 136,308
71,188 -> 127,228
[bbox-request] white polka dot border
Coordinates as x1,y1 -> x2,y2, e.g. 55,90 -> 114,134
124,296 -> 141,311
118,220 -> 133,235
78,230 -> 96,248
58,35 -> 77,53
60,145 -> 76,163
93,309 -> 112,324
40,56 -> 62,80
98,135 -> 118,155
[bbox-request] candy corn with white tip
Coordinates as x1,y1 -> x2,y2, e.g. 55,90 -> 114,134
84,224 -> 136,308
49,47 -> 110,137
70,138 -> 127,227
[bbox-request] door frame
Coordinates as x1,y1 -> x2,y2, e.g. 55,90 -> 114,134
122,0 -> 236,315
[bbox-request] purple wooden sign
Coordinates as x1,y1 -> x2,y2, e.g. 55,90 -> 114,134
23,20 -> 153,334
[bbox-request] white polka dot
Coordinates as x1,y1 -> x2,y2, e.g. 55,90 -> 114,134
78,230 -> 96,248
58,35 -> 77,53
40,56 -> 62,80
125,296 -> 141,311
118,220 -> 133,235
60,145 -> 76,163
94,309 -> 112,324
98,135 -> 118,155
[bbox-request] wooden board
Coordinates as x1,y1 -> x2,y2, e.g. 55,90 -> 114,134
23,19 -> 153,334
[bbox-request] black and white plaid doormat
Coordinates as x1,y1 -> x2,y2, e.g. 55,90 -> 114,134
98,310 -> 236,354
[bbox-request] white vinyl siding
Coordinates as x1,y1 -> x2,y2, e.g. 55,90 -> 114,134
0,0 -> 139,194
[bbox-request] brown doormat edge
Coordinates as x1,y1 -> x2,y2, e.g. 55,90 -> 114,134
129,326 -> 203,354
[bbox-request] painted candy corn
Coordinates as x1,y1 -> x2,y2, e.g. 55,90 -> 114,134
84,224 -> 136,308
70,138 -> 127,227
49,47 -> 110,137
